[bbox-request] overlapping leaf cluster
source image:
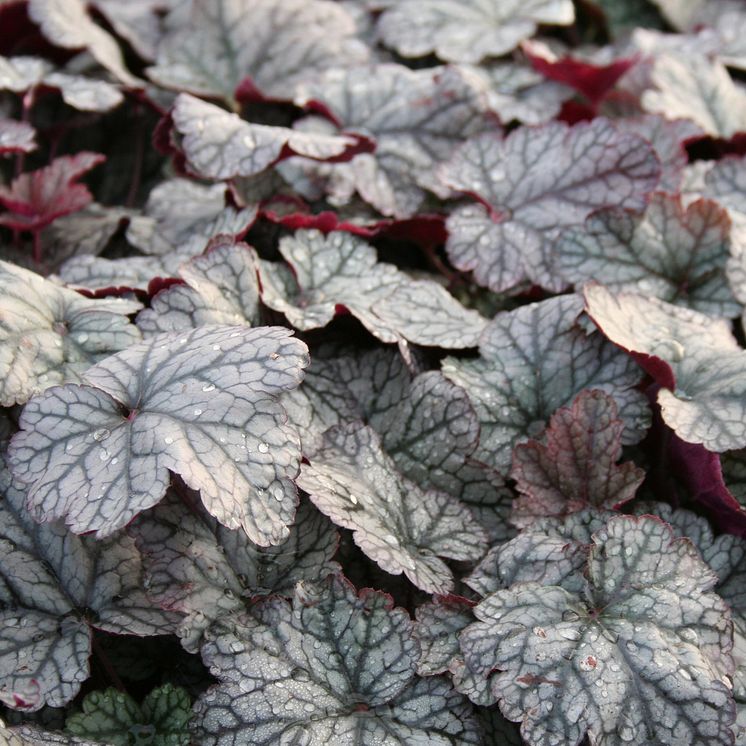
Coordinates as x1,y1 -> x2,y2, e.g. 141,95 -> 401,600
1,0 -> 746,744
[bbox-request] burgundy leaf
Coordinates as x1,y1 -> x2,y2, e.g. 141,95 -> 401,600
0,153 -> 105,233
511,389 -> 645,528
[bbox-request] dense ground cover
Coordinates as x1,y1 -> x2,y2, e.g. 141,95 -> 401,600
1,0 -> 746,743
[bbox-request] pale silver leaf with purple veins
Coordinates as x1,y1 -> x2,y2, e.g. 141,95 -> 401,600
461,515 -> 735,746
511,390 -> 645,528
463,62 -> 573,126
465,509 -> 612,598
413,596 -> 496,707
375,0 -> 574,63
3,724 -> 100,746
58,254 -> 176,292
92,0 -> 162,62
172,94 -> 360,181
441,119 -> 660,292
0,119 -> 36,155
614,115 -> 704,192
137,240 -> 262,336
585,284 -> 746,451
258,229 -> 486,347
557,192 -> 738,316
293,65 -> 488,218
442,294 -> 650,473
0,56 -> 123,113
125,178 -> 257,257
0,261 -> 142,407
26,0 -> 139,87
130,491 -> 339,652
148,0 -> 368,104
641,53 -> 746,138
8,325 -> 309,545
297,423 -> 487,594
0,457 -> 175,711
283,347 -> 514,541
193,574 -> 481,745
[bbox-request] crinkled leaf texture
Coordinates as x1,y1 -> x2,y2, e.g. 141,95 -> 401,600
557,193 -> 739,317
136,239 -> 262,336
148,0 -> 367,103
375,0 -> 574,63
193,574 -> 481,745
511,389 -> 645,528
0,153 -> 105,234
8,325 -> 309,545
130,491 -> 339,652
297,423 -> 487,594
585,284 -> 746,451
65,684 -> 191,746
293,64 -> 488,218
172,94 -> 363,181
0,457 -> 175,711
442,294 -> 650,473
461,514 -> 735,745
440,119 -> 660,292
2,724 -> 99,746
283,347 -> 514,542
0,261 -> 142,407
259,229 -> 487,348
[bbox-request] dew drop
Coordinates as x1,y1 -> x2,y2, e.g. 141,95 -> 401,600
99,449 -> 109,462
111,457 -> 119,465
164,436 -> 174,445
272,486 -> 284,502
76,333 -> 89,344
350,494 -> 358,505
212,344 -> 221,351
679,668 -> 692,681
258,442 -> 269,453
194,408 -> 203,416
92,428 -> 111,442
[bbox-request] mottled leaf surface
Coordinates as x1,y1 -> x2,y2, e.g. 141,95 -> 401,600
511,390 -> 644,528
8,325 -> 309,545
131,491 -> 339,652
293,65 -> 488,217
137,240 -> 262,336
461,515 -> 735,746
441,119 -> 660,292
642,53 -> 746,137
148,0 -> 367,104
376,0 -> 574,63
193,575 -> 481,745
298,423 -> 487,593
259,229 -> 486,347
585,284 -> 746,451
0,261 -> 141,406
558,192 -> 738,316
172,94 -> 361,181
0,153 -> 105,234
442,294 -> 649,473
0,458 -> 174,710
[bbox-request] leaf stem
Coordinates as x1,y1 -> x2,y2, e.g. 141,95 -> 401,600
91,635 -> 127,694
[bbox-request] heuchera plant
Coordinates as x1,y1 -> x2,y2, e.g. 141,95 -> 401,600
2,0 -> 746,744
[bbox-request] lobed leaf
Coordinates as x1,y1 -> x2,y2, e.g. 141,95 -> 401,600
259,228 -> 486,347
297,423 -> 487,593
511,389 -> 645,528
440,119 -> 660,292
172,94 -> 363,181
375,0 -> 574,63
193,574 -> 481,745
461,515 -> 735,745
8,325 -> 309,545
130,491 -> 339,652
585,284 -> 746,451
0,261 -> 142,407
442,294 -> 650,473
